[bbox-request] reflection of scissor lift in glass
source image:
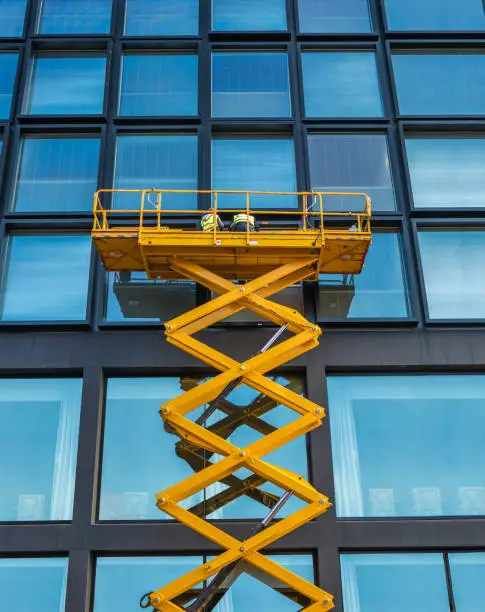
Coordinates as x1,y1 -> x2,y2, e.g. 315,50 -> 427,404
318,274 -> 355,318
92,188 -> 372,612
174,375 -> 304,519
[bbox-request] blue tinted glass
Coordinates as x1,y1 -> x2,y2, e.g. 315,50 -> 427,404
212,139 -> 297,208
0,54 -> 18,118
319,233 -> 408,319
26,56 -> 106,114
385,0 -> 485,30
94,557 -> 202,612
120,55 -> 198,116
328,375 -> 485,517
450,553 -> 485,612
124,0 -> 198,35
298,0 -> 371,33
39,0 -> 111,33
0,0 -> 26,36
105,273 -> 196,322
210,555 -> 314,610
100,377 -> 306,520
0,558 -> 68,609
340,554 -> 448,612
13,137 -> 100,212
212,0 -> 287,30
114,135 -> 197,210
302,52 -> 382,117
406,137 -> 485,209
308,134 -> 395,211
94,555 -> 313,612
212,53 -> 291,118
1,235 -> 92,321
418,230 -> 485,319
0,379 -> 81,520
392,53 -> 485,115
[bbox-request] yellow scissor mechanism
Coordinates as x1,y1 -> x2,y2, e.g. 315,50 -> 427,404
92,189 -> 372,611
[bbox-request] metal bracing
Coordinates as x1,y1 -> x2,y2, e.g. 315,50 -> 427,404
146,256 -> 334,611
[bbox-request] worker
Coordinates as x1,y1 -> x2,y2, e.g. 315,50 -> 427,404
230,212 -> 256,232
201,208 -> 224,232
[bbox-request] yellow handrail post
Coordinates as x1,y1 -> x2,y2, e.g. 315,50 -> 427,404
139,190 -> 146,234
246,191 -> 250,245
157,191 -> 162,230
213,192 -> 218,245
319,193 -> 324,241
302,194 -> 307,231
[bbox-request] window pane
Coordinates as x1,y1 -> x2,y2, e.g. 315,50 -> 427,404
212,138 -> 297,208
94,557 -> 202,612
392,53 -> 485,116
298,0 -> 371,33
302,52 -> 382,117
13,137 -> 100,212
340,554 -> 448,612
0,53 -> 18,118
406,137 -> 485,209
0,0 -> 26,36
0,235 -> 92,321
100,377 -> 307,520
385,0 -> 485,30
308,134 -> 395,211
328,374 -> 485,517
25,56 -> 106,115
0,379 -> 81,520
114,135 -> 197,210
212,53 -> 291,118
94,555 -> 313,612
212,0 -> 287,31
450,553 -> 485,612
418,230 -> 485,319
39,0 -> 112,33
209,555 -> 315,611
319,233 -> 409,319
0,558 -> 68,609
124,0 -> 198,36
120,55 -> 198,116
105,272 -> 196,322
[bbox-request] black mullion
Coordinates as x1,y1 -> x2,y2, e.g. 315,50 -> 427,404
444,552 -> 457,612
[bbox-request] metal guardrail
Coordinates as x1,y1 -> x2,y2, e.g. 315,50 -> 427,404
93,189 -> 371,244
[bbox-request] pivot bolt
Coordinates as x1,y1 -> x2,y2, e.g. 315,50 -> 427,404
240,286 -> 245,292
240,547 -> 245,552
324,600 -> 330,605
239,451 -> 245,457
313,326 -> 319,332
240,365 -> 245,371
159,497 -> 165,504
166,324 -> 172,330
162,407 -> 170,414
315,408 -> 322,415
319,498 -> 326,505
205,564 -> 212,572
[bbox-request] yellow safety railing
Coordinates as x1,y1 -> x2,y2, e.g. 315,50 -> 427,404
92,189 -> 372,241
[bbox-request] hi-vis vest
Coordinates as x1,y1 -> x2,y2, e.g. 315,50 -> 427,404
232,213 -> 255,227
201,213 -> 216,231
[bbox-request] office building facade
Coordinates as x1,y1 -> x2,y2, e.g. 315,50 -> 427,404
0,0 -> 485,610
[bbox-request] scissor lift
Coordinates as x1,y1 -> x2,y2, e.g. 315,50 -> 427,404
92,189 -> 372,611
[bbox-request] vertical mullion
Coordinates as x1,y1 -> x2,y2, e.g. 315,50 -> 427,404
444,552 -> 457,612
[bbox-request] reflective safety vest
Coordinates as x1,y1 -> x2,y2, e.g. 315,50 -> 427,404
232,213 -> 255,228
201,213 -> 216,231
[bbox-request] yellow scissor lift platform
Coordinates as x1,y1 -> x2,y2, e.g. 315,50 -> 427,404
92,189 -> 372,612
